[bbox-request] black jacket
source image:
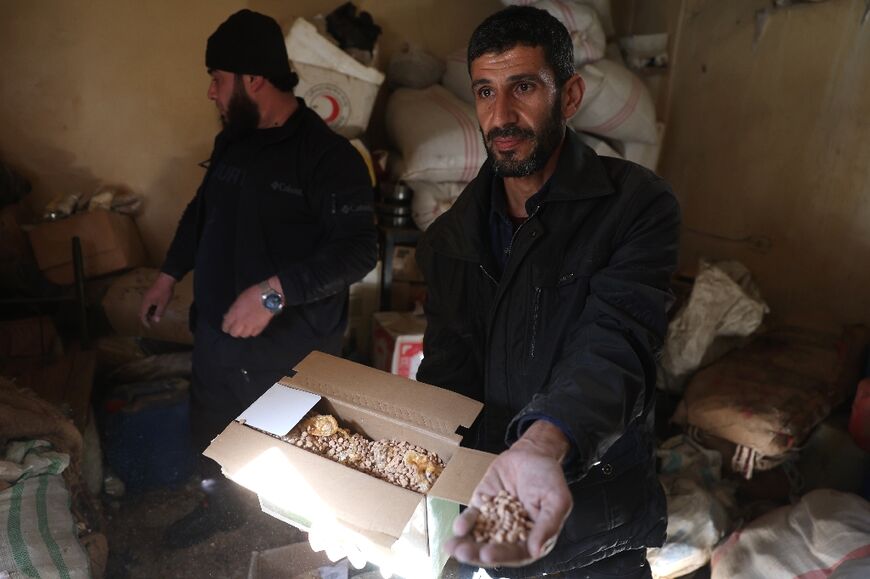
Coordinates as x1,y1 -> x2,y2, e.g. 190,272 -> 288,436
161,100 -> 377,368
416,130 -> 680,575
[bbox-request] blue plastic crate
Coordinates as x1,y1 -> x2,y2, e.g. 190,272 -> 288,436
102,378 -> 195,491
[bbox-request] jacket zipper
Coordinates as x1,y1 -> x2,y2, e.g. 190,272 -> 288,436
529,287 -> 541,359
508,205 -> 542,365
479,264 -> 498,286
484,204 -> 543,406
504,204 -> 542,261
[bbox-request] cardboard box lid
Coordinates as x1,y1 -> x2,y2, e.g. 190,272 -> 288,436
285,352 -> 481,443
205,420 -> 425,540
429,447 -> 496,507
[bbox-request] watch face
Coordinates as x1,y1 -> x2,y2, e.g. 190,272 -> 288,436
264,293 -> 283,312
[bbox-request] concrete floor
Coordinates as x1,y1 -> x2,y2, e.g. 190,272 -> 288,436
103,477 -> 304,579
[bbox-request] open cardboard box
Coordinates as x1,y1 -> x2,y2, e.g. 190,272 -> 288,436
204,352 -> 495,579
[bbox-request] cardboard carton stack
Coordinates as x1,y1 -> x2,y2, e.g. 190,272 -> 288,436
27,208 -> 145,285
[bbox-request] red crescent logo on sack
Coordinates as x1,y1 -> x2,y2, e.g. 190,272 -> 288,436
306,84 -> 351,128
322,95 -> 340,123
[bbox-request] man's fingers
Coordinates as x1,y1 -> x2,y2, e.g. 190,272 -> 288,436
453,507 -> 478,537
445,536 -> 483,566
222,320 -> 258,339
139,301 -> 154,328
479,541 -> 532,567
346,545 -> 367,569
324,543 -> 346,563
446,536 -> 533,568
153,300 -> 168,322
526,500 -> 571,559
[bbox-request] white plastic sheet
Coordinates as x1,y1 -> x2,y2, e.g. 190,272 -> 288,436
648,436 -> 734,579
659,259 -> 768,392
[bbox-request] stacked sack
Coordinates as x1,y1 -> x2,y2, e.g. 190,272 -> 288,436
385,84 -> 482,230
388,0 -> 663,231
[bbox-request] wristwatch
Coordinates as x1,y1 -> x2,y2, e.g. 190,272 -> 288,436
259,281 -> 285,315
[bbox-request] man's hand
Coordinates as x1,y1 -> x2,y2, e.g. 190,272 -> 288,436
222,276 -> 283,338
445,420 -> 573,568
139,272 -> 177,328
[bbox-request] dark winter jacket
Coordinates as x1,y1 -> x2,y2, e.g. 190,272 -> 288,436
161,100 -> 377,369
416,129 -> 680,575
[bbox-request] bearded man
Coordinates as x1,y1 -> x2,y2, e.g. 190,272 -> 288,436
139,9 -> 376,548
415,6 -> 681,578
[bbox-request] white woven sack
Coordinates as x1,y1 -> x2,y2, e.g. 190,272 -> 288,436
623,141 -> 661,172
387,45 -> 444,90
623,122 -> 666,171
386,85 -> 486,183
441,49 -> 474,105
501,0 -> 615,37
579,132 -> 622,159
711,489 -> 870,579
0,475 -> 91,578
442,0 -> 605,104
577,0 -> 614,37
408,181 -> 466,231
571,59 -> 658,144
533,0 -> 605,65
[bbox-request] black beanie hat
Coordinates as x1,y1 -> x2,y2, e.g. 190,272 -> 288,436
206,9 -> 292,78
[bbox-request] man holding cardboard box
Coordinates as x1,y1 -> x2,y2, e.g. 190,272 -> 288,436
139,9 -> 376,548
416,6 -> 680,577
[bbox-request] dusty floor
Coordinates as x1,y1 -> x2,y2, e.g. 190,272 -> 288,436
99,474 -> 709,579
103,476 -> 304,579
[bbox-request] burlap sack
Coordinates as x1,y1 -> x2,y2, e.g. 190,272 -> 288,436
101,267 -> 193,345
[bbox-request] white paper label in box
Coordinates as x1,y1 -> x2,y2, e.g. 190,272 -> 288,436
237,383 -> 320,436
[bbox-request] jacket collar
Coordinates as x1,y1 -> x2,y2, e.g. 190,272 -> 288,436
213,97 -> 312,153
427,128 -> 615,262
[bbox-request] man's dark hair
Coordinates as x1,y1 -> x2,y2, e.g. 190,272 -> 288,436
467,6 -> 575,87
266,72 -> 300,93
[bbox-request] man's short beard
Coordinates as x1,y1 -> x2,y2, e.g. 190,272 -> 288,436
484,98 -> 565,178
222,76 -> 260,132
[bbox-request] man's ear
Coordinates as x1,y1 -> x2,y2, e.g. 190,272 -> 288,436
245,75 -> 267,93
561,73 -> 585,120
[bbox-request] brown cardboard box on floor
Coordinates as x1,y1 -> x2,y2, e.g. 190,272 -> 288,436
205,352 -> 494,579
371,311 -> 426,380
27,209 -> 145,285
392,246 -> 424,283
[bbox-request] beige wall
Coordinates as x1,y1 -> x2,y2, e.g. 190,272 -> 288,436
0,0 -> 500,265
6,1 -> 866,331
658,0 -> 870,331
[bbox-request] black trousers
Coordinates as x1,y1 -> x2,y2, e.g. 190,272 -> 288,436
189,322 -> 341,480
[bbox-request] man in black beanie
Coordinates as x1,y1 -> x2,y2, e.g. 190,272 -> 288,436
140,9 -> 377,548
